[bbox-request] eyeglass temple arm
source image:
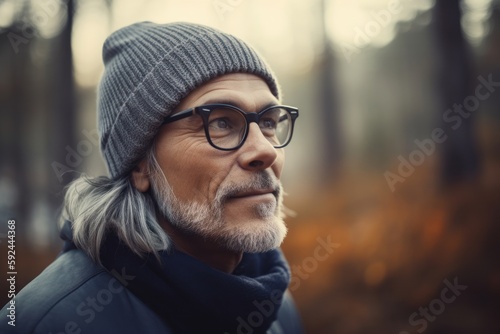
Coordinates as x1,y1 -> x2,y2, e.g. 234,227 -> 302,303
163,108 -> 194,124
280,109 -> 299,122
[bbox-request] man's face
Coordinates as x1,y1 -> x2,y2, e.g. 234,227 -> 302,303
150,73 -> 287,253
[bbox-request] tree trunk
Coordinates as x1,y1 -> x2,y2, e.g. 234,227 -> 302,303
434,0 -> 479,187
318,0 -> 342,185
49,0 -> 76,192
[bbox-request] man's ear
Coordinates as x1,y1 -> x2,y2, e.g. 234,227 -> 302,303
131,159 -> 150,192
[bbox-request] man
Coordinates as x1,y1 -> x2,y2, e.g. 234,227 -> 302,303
0,22 -> 302,333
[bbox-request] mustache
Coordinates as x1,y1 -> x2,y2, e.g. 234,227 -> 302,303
216,171 -> 281,203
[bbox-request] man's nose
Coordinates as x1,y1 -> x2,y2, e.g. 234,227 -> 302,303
237,123 -> 278,170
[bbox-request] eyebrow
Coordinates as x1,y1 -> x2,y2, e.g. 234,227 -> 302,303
201,99 -> 279,111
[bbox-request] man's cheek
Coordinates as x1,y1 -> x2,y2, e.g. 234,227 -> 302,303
205,170 -> 232,199
273,152 -> 285,178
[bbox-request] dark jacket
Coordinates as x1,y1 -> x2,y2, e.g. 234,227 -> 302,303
0,242 -> 302,333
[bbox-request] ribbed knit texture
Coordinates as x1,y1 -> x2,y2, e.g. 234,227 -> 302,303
97,21 -> 281,178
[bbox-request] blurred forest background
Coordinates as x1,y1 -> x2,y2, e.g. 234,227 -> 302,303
1,0 -> 499,333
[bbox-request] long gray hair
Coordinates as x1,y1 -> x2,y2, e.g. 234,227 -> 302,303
59,146 -> 170,261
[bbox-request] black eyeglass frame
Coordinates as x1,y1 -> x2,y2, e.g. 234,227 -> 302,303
162,103 -> 299,151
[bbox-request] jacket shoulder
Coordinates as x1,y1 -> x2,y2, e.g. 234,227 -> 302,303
0,249 -> 171,334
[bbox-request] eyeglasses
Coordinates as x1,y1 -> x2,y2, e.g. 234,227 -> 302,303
162,104 -> 299,151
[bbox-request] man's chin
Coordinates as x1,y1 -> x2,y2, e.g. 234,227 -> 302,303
218,218 -> 287,253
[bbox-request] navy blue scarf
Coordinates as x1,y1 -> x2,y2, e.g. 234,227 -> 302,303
87,230 -> 290,334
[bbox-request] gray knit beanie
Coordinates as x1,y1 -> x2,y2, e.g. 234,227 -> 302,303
97,21 -> 281,179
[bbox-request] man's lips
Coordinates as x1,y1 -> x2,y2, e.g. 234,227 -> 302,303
229,189 -> 278,200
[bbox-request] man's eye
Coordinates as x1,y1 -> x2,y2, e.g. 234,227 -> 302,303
261,118 -> 277,129
209,118 -> 231,130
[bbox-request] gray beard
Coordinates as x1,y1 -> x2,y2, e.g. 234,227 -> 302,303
150,170 -> 287,253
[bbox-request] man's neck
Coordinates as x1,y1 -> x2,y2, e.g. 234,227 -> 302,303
160,219 -> 243,273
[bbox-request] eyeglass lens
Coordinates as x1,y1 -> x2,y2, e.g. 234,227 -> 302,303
206,106 -> 292,149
